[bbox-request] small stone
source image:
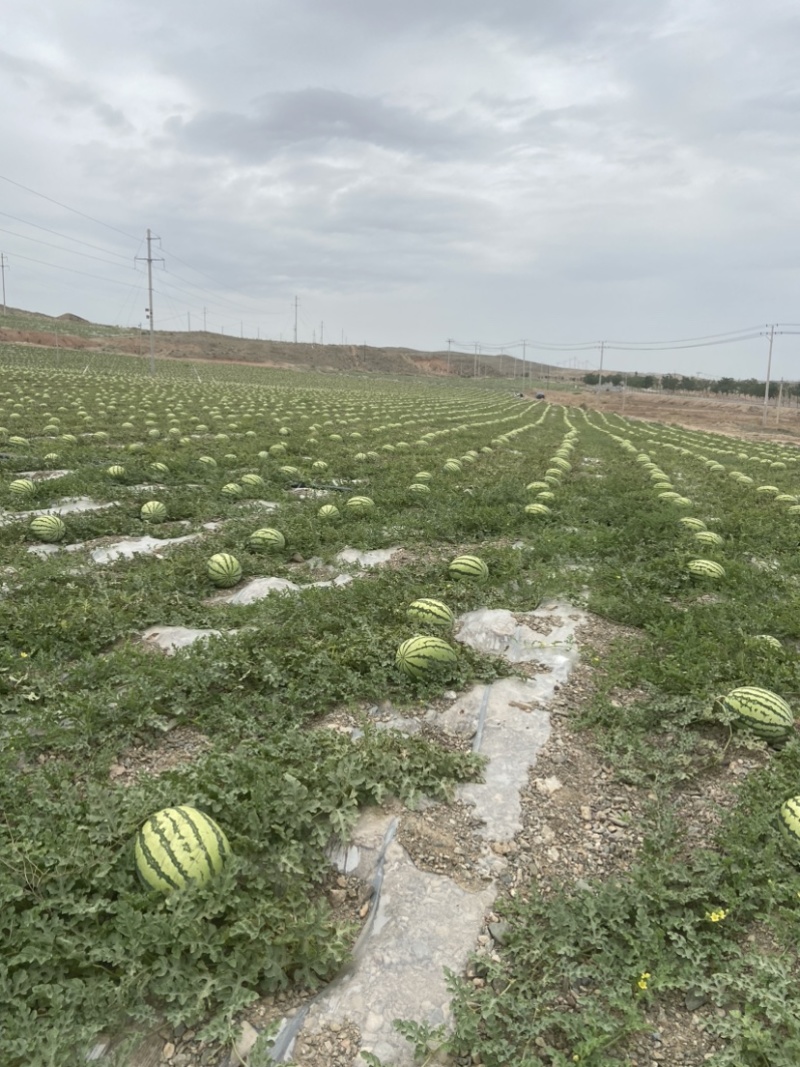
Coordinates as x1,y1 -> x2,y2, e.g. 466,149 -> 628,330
535,776 -> 563,796
162,1041 -> 175,1060
685,990 -> 709,1011
109,763 -> 126,779
488,921 -> 510,946
443,690 -> 457,700
231,1021 -> 259,1061
580,805 -> 592,821
328,888 -> 347,907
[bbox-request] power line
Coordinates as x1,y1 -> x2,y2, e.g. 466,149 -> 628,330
0,225 -> 137,271
9,250 -> 143,289
0,210 -> 137,261
0,173 -> 139,241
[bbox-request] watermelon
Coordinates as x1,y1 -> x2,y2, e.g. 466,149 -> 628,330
525,503 -> 552,516
396,635 -> 458,678
679,517 -> 707,531
345,496 -> 375,513
408,483 -> 431,495
140,501 -> 167,523
207,553 -> 243,587
407,598 -> 455,628
107,465 -> 126,479
221,482 -> 244,498
30,515 -> 66,543
9,479 -> 35,497
135,806 -> 231,892
687,559 -> 725,579
778,796 -> 800,854
449,554 -> 488,578
719,686 -> 793,740
693,531 -> 724,547
248,527 -> 285,550
318,504 -> 340,519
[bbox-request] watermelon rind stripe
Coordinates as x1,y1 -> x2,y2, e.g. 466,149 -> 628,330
151,810 -> 199,884
780,798 -> 800,842
178,806 -> 229,870
150,811 -> 193,882
136,827 -> 181,891
162,808 -> 212,882
174,807 -> 219,875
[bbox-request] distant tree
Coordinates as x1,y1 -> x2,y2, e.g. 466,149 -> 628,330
582,373 -> 599,385
661,375 -> 680,392
711,377 -> 737,394
680,376 -> 699,391
608,373 -> 624,386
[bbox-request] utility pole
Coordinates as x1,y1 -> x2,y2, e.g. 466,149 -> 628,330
776,378 -> 784,426
762,324 -> 775,427
0,252 -> 7,315
293,296 -> 298,343
446,338 -> 453,376
320,321 -> 324,345
596,340 -> 605,392
203,306 -> 207,332
135,229 -> 163,376
473,343 -> 479,378
187,311 -> 191,332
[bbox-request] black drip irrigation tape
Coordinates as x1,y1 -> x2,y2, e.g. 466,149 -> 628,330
267,817 -> 400,1063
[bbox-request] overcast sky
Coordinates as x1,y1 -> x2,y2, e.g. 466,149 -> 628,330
2,0 -> 799,377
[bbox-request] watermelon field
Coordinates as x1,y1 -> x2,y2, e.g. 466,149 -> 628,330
3,341 -> 800,1067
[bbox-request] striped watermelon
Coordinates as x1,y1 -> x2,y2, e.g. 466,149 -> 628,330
141,501 -> 167,523
30,514 -> 66,543
135,806 -> 231,892
526,481 -> 549,492
318,504 -> 340,519
525,503 -> 552,516
396,635 -> 458,678
107,465 -> 126,479
415,472 -> 433,482
345,496 -> 375,512
248,527 -> 285,550
687,559 -> 725,579
408,483 -> 431,495
221,482 -> 244,498
449,554 -> 488,578
778,796 -> 800,853
207,553 -> 243,587
198,456 -> 218,468
9,479 -> 35,497
407,598 -> 455,628
241,473 -> 265,488
679,517 -> 707,531
693,531 -> 724,547
719,686 -> 794,740
443,460 -> 462,473
150,462 -> 169,475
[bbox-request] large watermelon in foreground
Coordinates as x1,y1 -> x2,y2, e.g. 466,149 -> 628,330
135,805 -> 231,892
718,686 -> 794,741
396,636 -> 458,678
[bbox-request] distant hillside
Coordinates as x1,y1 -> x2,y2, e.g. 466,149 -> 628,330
0,305 -> 575,383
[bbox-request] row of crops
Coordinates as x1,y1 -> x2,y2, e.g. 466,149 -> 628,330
3,345 -> 800,1066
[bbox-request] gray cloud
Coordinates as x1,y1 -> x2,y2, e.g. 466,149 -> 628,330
165,88 -> 493,162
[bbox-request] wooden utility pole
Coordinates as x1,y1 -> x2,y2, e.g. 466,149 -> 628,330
596,340 -> 605,392
776,378 -> 784,425
0,252 -> 7,314
293,296 -> 299,343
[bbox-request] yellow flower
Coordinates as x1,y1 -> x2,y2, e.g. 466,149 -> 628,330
19,651 -> 29,658
637,971 -> 651,990
706,909 -> 727,923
